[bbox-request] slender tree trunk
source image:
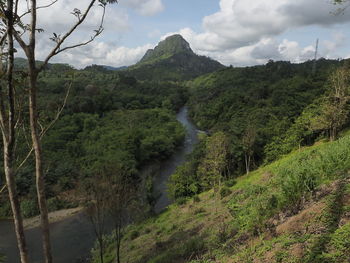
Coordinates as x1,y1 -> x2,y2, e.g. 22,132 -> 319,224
245,153 -> 250,174
28,57 -> 52,263
23,1 -> 52,261
2,1 -> 30,262
99,237 -> 104,263
116,223 -> 121,263
4,143 -> 30,263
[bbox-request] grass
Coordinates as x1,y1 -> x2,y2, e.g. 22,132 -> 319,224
94,134 -> 350,263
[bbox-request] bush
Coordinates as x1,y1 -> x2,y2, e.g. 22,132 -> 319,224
148,237 -> 205,263
220,187 -> 232,199
175,197 -> 188,206
224,179 -> 236,188
21,199 -> 39,218
0,201 -> 11,218
193,195 -> 201,203
129,230 -> 140,240
47,197 -> 71,212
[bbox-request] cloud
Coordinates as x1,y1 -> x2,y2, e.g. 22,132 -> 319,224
18,1 -> 129,34
322,32 -> 346,57
14,0 -> 350,68
120,0 -> 164,16
51,41 -> 152,68
159,0 -> 350,66
197,0 -> 350,51
15,0 -> 134,67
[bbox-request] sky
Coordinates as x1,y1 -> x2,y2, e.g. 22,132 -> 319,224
17,0 -> 350,68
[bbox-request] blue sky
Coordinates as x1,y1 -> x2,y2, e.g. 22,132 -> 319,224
27,0 -> 350,68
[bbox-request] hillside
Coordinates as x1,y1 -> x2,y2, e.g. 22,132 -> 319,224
186,59 -> 345,176
126,34 -> 225,81
87,58 -> 350,263
98,131 -> 350,263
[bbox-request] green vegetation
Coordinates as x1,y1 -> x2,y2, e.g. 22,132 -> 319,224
187,59 -> 348,178
0,63 -> 186,218
99,129 -> 350,263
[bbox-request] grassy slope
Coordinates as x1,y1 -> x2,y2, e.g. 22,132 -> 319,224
98,134 -> 350,263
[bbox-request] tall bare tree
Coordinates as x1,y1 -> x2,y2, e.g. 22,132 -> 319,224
107,170 -> 138,263
0,1 -> 117,262
242,125 -> 256,174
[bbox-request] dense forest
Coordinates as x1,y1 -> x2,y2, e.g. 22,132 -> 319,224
0,63 -> 187,218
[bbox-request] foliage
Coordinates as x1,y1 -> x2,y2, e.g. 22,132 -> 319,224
188,59 -> 347,176
324,223 -> 350,262
0,64 -> 187,218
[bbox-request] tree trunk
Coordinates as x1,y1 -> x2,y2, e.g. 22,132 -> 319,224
99,237 -> 104,263
245,153 -> 250,175
2,1 -> 30,262
28,59 -> 52,263
116,223 -> 121,263
3,143 -> 30,263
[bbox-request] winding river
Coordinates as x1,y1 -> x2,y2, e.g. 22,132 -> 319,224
0,106 -> 199,263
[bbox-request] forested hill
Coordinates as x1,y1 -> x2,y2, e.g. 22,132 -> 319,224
125,34 -> 225,81
185,59 -> 346,175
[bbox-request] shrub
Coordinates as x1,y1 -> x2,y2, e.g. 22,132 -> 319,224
224,179 -> 236,188
193,195 -> 201,203
47,197 -> 70,212
129,230 -> 140,240
220,187 -> 232,199
176,197 -> 188,206
21,199 -> 39,218
0,201 -> 11,218
148,237 -> 205,263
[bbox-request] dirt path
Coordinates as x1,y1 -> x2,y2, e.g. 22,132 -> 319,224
23,207 -> 84,229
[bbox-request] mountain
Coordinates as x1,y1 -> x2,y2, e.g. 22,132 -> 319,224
139,34 -> 193,64
126,34 -> 225,81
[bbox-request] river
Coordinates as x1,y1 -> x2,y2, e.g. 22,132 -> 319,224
0,106 -> 199,263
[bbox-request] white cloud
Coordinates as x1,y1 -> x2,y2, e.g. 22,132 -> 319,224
323,32 -> 346,57
14,0 -> 350,68
120,0 -> 164,16
51,41 -> 152,68
159,0 -> 350,66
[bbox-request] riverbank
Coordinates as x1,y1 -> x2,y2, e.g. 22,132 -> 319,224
0,106 -> 199,263
23,207 -> 83,229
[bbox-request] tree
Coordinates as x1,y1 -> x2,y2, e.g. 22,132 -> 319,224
107,168 -> 138,263
310,67 -> 350,141
242,125 -> 256,174
0,1 -> 118,263
0,2 -> 29,262
83,159 -> 139,263
332,0 -> 350,16
84,174 -> 110,263
198,132 -> 229,192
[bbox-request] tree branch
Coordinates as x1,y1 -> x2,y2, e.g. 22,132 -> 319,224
54,3 -> 106,55
15,81 -> 72,173
39,81 -> 71,137
19,0 -> 58,19
39,0 -> 97,72
0,184 -> 6,194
